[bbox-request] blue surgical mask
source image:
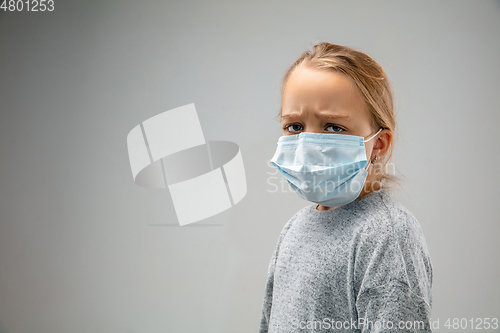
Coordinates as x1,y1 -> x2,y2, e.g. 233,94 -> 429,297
270,128 -> 382,207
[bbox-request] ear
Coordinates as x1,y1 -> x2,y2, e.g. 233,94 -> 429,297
371,129 -> 392,160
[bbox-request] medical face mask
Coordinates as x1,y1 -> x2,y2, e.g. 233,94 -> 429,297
270,128 -> 382,207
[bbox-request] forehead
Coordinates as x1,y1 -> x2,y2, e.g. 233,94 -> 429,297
281,66 -> 368,119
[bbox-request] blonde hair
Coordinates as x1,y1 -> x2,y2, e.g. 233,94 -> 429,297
277,42 -> 401,189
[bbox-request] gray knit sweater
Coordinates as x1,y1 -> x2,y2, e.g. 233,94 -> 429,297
259,189 -> 433,332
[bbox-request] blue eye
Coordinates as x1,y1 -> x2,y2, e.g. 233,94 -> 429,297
326,125 -> 344,133
285,124 -> 303,133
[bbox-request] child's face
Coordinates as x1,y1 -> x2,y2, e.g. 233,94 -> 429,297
280,65 -> 391,197
280,65 -> 377,140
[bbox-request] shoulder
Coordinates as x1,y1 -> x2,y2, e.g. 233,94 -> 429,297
266,204 -> 312,273
359,190 -> 432,273
379,191 -> 431,258
356,190 -> 428,247
356,190 -> 434,306
275,204 -> 312,244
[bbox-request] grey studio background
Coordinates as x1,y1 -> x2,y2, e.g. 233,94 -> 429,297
0,1 -> 499,332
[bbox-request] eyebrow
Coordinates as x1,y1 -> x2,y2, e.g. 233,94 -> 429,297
281,113 -> 351,121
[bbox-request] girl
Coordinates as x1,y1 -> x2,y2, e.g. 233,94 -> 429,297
259,43 -> 433,332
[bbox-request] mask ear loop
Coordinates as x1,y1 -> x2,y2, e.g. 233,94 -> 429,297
363,127 -> 383,171
363,127 -> 383,143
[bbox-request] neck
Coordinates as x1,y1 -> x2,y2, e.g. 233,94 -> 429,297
360,178 -> 382,197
